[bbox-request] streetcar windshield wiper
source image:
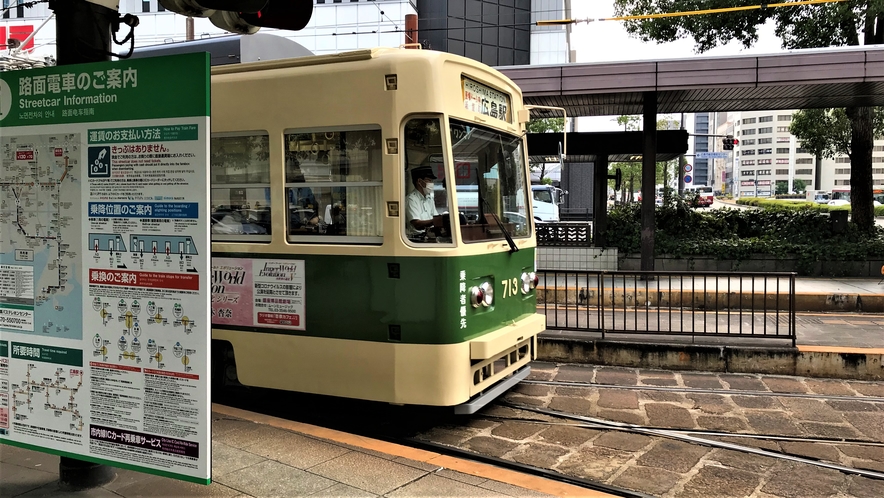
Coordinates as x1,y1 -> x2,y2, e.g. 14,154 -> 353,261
481,197 -> 519,253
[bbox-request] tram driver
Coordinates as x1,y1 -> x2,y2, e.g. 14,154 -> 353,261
406,165 -> 443,241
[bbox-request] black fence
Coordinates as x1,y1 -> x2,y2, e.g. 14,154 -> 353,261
536,222 -> 593,247
537,270 -> 796,346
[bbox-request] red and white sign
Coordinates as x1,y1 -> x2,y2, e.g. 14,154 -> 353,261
15,150 -> 34,161
1,25 -> 35,52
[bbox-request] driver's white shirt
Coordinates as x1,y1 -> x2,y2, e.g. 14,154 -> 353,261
406,189 -> 436,236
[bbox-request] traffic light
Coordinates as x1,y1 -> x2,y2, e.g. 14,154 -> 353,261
159,0 -> 313,35
722,136 -> 739,150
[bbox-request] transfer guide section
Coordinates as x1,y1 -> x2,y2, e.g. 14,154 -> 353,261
0,54 -> 211,484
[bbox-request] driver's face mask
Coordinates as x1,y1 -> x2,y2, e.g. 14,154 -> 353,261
423,181 -> 435,197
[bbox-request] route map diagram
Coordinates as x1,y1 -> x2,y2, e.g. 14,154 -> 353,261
11,363 -> 84,432
0,133 -> 82,340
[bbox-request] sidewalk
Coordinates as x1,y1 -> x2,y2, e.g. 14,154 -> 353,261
1,404 -> 604,498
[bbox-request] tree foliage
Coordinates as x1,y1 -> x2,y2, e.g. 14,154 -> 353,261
613,0 -> 884,231
526,118 -> 565,133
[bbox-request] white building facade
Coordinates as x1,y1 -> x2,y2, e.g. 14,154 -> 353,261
731,109 -> 884,198
1,0 -> 570,67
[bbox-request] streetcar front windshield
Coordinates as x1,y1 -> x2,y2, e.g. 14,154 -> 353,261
450,119 -> 530,242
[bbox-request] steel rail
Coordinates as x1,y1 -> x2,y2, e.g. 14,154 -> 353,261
483,416 -> 884,447
521,379 -> 884,403
395,437 -> 653,498
502,402 -> 884,481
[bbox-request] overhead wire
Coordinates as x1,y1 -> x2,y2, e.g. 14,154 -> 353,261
541,0 -> 848,25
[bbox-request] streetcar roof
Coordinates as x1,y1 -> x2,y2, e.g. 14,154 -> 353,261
211,47 -> 506,79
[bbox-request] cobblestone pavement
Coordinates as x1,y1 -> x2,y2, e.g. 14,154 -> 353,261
415,363 -> 884,497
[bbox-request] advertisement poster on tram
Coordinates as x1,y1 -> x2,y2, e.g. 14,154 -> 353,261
0,53 -> 212,484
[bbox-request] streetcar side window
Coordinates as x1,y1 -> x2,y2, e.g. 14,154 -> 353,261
210,133 -> 272,242
403,118 -> 452,245
284,128 -> 383,244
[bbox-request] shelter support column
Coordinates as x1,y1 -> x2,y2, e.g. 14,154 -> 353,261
641,92 -> 657,272
51,0 -> 116,489
593,155 -> 608,247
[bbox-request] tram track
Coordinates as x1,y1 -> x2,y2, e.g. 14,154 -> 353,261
497,401 -> 884,482
521,378 -> 884,403
215,386 -> 644,497
214,371 -> 884,496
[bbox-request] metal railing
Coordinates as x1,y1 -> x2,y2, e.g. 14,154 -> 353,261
537,270 -> 796,346
536,222 -> 593,247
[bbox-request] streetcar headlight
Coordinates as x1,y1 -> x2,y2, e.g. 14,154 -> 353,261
480,282 -> 493,307
530,271 -> 538,289
521,272 -> 531,294
470,286 -> 484,308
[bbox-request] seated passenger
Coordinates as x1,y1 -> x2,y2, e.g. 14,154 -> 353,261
406,165 -> 442,241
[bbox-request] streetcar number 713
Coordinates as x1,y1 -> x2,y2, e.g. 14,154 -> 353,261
500,277 -> 520,299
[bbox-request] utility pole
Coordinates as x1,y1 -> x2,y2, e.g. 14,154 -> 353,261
48,0 -> 119,488
50,0 -> 118,66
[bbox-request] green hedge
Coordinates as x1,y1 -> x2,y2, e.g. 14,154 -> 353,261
605,200 -> 884,275
736,197 -> 884,216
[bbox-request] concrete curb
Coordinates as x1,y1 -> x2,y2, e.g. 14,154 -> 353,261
537,287 -> 884,313
537,336 -> 884,381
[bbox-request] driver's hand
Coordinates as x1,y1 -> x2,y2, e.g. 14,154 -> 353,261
432,215 -> 442,228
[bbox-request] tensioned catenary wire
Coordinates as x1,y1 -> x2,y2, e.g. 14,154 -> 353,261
251,0 -> 852,38
562,0 -> 847,23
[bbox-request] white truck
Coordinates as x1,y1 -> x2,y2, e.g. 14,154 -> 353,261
530,184 -> 564,222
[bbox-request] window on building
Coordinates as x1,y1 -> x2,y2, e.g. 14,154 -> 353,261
835,157 -> 851,163
742,118 -> 756,124
795,158 -> 813,164
777,115 -> 792,121
758,138 -> 772,144
210,133 -> 272,242
741,129 -> 756,135
742,170 -> 755,176
777,126 -> 790,132
796,148 -> 809,154
874,156 -> 884,163
758,127 -> 773,134
741,139 -> 755,146
285,127 -> 384,244
874,145 -> 884,152
143,0 -> 150,12
759,116 -> 773,122
742,149 -> 755,155
873,168 -> 884,175
776,148 -> 790,154
757,169 -> 771,175
758,148 -> 772,155
835,168 -> 850,175
835,179 -> 851,186
757,159 -> 772,165
795,169 -> 812,175
776,159 -> 789,164
741,160 -> 755,166
777,136 -> 790,143
776,169 -> 789,175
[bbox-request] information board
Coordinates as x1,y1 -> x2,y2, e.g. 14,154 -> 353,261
0,53 -> 211,484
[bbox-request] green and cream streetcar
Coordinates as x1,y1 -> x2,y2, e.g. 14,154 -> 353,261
209,47 -> 543,413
